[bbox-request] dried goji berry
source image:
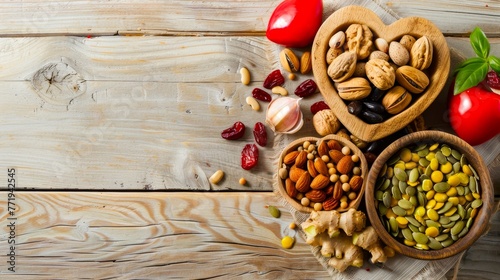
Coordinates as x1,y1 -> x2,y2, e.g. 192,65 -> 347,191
310,101 -> 330,115
253,122 -> 268,147
294,79 -> 318,98
263,69 -> 285,89
241,144 -> 259,170
221,121 -> 245,140
252,88 -> 272,102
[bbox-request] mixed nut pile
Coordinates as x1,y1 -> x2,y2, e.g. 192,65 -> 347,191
326,24 -> 434,124
374,142 -> 483,250
279,138 -> 364,211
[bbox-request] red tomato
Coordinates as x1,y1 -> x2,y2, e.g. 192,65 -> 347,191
266,0 -> 323,48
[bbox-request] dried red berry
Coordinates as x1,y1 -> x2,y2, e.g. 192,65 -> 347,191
485,70 -> 500,90
263,70 -> 285,89
221,121 -> 246,140
294,79 -> 318,98
310,101 -> 330,115
252,88 -> 272,102
241,144 -> 259,170
253,122 -> 268,147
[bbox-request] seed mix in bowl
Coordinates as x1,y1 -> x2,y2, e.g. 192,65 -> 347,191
373,141 -> 483,250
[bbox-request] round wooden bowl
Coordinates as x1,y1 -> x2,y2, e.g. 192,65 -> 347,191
277,135 -> 368,213
311,5 -> 450,142
365,131 -> 495,260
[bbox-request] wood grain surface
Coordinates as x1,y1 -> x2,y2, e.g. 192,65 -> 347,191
0,0 -> 497,36
0,0 -> 498,279
0,191 -> 497,279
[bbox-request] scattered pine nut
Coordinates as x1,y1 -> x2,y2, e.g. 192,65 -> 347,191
209,170 -> 224,184
288,73 -> 296,80
289,222 -> 297,230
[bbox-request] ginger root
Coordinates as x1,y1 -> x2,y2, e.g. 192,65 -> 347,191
301,209 -> 391,272
301,208 -> 366,240
309,232 -> 364,272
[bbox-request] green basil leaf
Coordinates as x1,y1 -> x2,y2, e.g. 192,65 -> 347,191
454,61 -> 489,94
470,27 -> 490,59
489,56 -> 500,74
453,57 -> 487,75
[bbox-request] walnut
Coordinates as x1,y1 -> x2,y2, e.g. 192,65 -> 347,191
313,110 -> 341,136
365,59 -> 396,90
327,51 -> 357,83
345,24 -> 373,60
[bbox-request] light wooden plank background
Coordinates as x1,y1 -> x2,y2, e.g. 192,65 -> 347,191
0,0 -> 498,279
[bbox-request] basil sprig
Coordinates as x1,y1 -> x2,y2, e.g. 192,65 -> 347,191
454,27 -> 500,95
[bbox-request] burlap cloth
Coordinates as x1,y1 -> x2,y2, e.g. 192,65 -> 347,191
271,0 -> 499,279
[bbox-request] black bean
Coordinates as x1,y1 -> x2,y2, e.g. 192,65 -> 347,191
361,110 -> 384,124
347,101 -> 363,115
363,101 -> 386,114
370,87 -> 386,102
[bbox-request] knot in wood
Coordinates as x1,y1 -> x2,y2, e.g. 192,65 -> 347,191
31,62 -> 86,105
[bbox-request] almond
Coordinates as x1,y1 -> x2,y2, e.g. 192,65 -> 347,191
333,181 -> 344,200
295,172 -> 311,193
327,139 -> 342,150
305,189 -> 327,202
314,158 -> 329,177
285,178 -> 298,198
329,149 -> 345,164
307,159 -> 319,178
322,197 -> 340,211
337,155 -> 355,174
310,174 -> 330,190
289,166 -> 306,182
294,150 -> 308,168
283,151 -> 299,165
317,141 -> 329,157
349,175 -> 364,192
325,184 -> 335,195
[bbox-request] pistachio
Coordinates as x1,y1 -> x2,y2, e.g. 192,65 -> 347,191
280,48 -> 300,73
300,51 -> 312,74
375,38 -> 389,53
410,36 -> 433,70
336,77 -> 372,101
382,86 -> 412,114
326,47 -> 343,64
329,31 -> 346,49
396,65 -> 430,94
369,50 -> 390,61
327,51 -> 357,82
345,24 -> 373,59
365,58 -> 396,90
400,35 -> 416,52
389,41 -> 410,66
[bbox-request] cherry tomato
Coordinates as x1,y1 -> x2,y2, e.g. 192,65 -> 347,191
266,0 -> 323,48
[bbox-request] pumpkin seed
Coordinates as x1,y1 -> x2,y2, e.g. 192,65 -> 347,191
389,217 -> 398,232
449,213 -> 461,222
409,168 -> 419,183
451,221 -> 465,236
399,181 -> 408,194
442,221 -> 456,229
435,233 -> 449,242
407,186 -> 417,197
425,220 -> 441,229
380,178 -> 391,191
451,149 -> 461,160
441,238 -> 454,247
419,158 -> 430,167
466,217 -> 474,229
453,162 -> 461,173
268,205 -> 281,218
412,232 -> 429,244
451,234 -> 459,241
375,190 -> 384,201
392,206 -> 407,216
435,151 -> 447,165
469,164 -> 478,178
434,182 -> 451,193
460,154 -> 468,166
471,198 -> 483,208
402,228 -> 414,241
458,226 -> 469,238
394,167 -> 407,182
398,199 -> 413,210
409,224 -> 420,233
439,216 -> 451,225
469,177 -> 477,193
428,237 -> 444,250
392,186 -> 402,200
437,201 -> 454,214
379,204 -> 388,215
441,146 -> 452,157
417,192 -> 426,206
383,191 -> 392,208
406,216 -> 421,227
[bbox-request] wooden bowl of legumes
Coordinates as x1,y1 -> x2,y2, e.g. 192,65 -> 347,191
365,130 -> 495,260
277,135 -> 368,213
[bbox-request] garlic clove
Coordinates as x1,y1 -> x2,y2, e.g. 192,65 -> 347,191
282,111 -> 304,134
265,97 -> 303,134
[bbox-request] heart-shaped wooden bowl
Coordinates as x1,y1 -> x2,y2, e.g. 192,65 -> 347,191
277,135 -> 368,213
312,6 -> 450,142
365,131 -> 495,260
